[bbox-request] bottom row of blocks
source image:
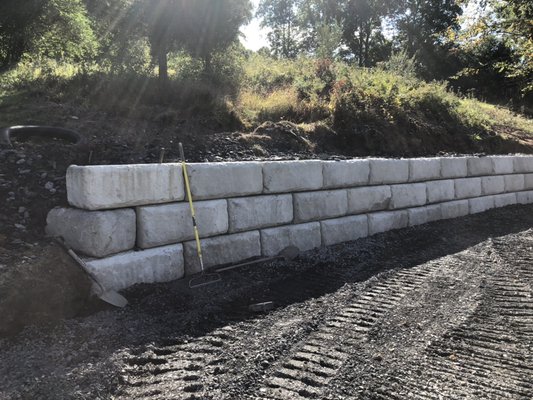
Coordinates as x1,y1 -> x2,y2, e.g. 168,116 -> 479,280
84,191 -> 533,292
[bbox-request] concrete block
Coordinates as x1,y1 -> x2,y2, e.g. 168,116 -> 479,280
491,156 -> 514,174
263,161 -> 323,193
368,210 -> 409,235
228,195 -> 293,233
426,180 -> 455,203
322,160 -> 369,189
469,196 -> 495,214
493,193 -> 517,208
184,231 -> 261,275
441,200 -> 469,219
85,244 -> 184,291
186,162 -> 263,200
408,205 -> 442,226
455,178 -> 482,199
66,164 -> 184,210
347,186 -> 391,214
137,200 -> 228,249
46,207 -> 135,258
504,174 -> 525,192
369,159 -> 409,184
525,174 -> 533,190
261,222 -> 321,257
481,176 -> 505,195
390,183 -> 427,209
409,158 -> 441,182
517,191 -> 533,204
441,157 -> 468,179
513,156 -> 533,173
467,157 -> 493,176
293,190 -> 348,222
320,215 -> 368,246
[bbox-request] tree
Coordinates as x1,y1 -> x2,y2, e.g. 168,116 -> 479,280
257,0 -> 301,58
297,0 -> 342,56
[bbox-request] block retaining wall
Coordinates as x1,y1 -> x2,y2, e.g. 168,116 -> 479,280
46,156 -> 533,291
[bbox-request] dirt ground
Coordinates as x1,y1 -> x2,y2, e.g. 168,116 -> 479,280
1,204 -> 532,399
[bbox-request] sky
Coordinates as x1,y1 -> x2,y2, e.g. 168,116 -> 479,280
240,0 -> 269,51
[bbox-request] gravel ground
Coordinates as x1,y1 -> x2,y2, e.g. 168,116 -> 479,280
1,204 -> 532,400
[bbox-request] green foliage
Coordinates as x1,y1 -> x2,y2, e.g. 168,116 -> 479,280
257,0 -> 301,58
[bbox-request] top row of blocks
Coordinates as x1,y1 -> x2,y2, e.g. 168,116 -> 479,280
66,156 -> 533,210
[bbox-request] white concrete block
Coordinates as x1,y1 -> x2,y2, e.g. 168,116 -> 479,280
409,158 -> 441,182
441,200 -> 469,219
347,186 -> 391,214
455,178 -> 482,199
516,191 -> 533,204
228,195 -> 293,233
261,222 -> 321,257
504,174 -> 525,192
493,193 -> 517,208
408,205 -> 442,226
137,200 -> 228,249
320,215 -> 368,246
85,244 -> 184,291
481,176 -> 505,195
293,190 -> 348,222
322,160 -> 369,189
186,162 -> 263,200
368,210 -> 409,235
369,159 -> 409,184
513,156 -> 533,173
46,207 -> 135,258
426,180 -> 455,203
441,157 -> 468,179
467,157 -> 493,176
491,156 -> 514,174
184,231 -> 261,275
263,161 -> 323,193
525,174 -> 533,190
469,196 -> 495,214
390,183 -> 427,209
66,164 -> 184,210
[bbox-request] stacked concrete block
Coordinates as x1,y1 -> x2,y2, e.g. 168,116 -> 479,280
368,210 -> 409,235
467,157 -> 493,176
322,159 -> 370,189
481,176 -> 505,196
469,196 -> 495,214
441,200 -> 469,219
408,205 -> 442,226
504,174 -> 525,192
183,231 -> 261,275
409,158 -> 441,182
46,207 -> 136,258
427,180 -> 455,203
85,244 -> 184,291
228,195 -> 293,232
389,183 -> 427,209
320,215 -> 368,246
347,186 -> 391,214
186,162 -> 263,200
455,178 -> 482,199
517,191 -> 533,204
525,174 -> 533,190
491,156 -> 514,175
293,190 -> 348,222
514,156 -> 533,173
261,222 -> 321,256
493,193 -> 517,208
66,164 -> 184,210
441,157 -> 468,179
369,159 -> 409,184
136,200 -> 228,248
263,160 -> 323,193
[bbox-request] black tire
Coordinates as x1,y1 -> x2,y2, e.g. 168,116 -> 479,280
0,125 -> 85,148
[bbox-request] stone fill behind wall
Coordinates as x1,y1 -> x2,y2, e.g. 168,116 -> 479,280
47,155 -> 533,292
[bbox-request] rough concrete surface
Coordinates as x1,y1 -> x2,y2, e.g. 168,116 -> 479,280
320,215 -> 368,246
517,190 -> 533,204
408,204 -> 442,226
262,160 -> 323,193
369,159 -> 409,184
440,199 -> 469,219
260,222 -> 321,256
513,156 -> 533,173
440,157 -> 468,178
409,158 -> 441,182
469,196 -> 495,214
347,186 -> 391,215
525,174 -> 533,190
228,195 -> 293,233
66,164 -> 185,210
455,177 -> 482,199
293,190 -> 348,222
322,160 -> 370,189
46,207 -> 136,258
491,156 -> 514,174
504,174 -> 525,192
186,162 -> 263,200
481,175 -> 505,195
368,210 -> 409,235
493,193 -> 517,208
136,200 -> 228,248
84,244 -> 184,291
426,179 -> 455,203
389,183 -> 427,209
467,157 -> 493,176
